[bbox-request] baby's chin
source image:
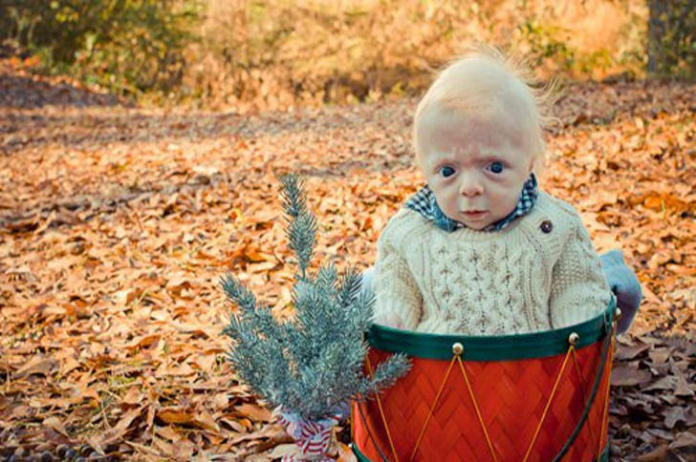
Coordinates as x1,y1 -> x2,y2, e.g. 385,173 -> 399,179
459,221 -> 491,230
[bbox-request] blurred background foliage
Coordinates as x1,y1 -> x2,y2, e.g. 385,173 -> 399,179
0,0 -> 199,96
647,0 -> 696,79
0,0 -> 694,109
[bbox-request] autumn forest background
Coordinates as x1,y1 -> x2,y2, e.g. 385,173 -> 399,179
1,1 -> 695,461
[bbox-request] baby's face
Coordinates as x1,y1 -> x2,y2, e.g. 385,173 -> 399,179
417,108 -> 534,230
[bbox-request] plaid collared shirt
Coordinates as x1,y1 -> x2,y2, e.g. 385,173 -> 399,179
404,173 -> 539,232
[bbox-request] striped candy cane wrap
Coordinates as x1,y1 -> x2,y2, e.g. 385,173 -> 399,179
277,409 -> 341,461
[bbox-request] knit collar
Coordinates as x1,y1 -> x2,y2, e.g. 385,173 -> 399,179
404,173 -> 539,232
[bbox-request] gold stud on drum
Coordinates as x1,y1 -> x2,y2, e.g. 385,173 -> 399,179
568,332 -> 580,346
452,342 -> 464,356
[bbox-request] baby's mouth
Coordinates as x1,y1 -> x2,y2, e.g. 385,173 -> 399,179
461,210 -> 488,219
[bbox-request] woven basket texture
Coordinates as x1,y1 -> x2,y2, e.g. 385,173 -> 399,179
353,341 -> 612,462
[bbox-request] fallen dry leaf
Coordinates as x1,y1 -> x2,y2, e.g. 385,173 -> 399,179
611,364 -> 653,387
91,407 -> 144,448
663,407 -> 687,430
670,431 -> 696,450
156,408 -> 196,425
193,410 -> 221,433
14,356 -> 59,378
42,416 -> 69,438
235,403 -> 273,422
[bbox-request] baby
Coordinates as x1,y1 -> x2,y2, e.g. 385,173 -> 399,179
371,48 -> 615,335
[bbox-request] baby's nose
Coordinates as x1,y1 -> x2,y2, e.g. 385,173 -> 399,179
458,173 -> 484,196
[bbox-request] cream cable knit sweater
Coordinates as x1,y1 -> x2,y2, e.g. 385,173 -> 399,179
372,192 -> 611,335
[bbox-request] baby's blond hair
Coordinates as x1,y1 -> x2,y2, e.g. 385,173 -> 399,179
413,45 -> 557,174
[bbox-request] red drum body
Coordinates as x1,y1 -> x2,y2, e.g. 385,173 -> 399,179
352,301 -> 617,462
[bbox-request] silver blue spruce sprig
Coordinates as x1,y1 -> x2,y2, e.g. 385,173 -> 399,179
221,174 -> 410,421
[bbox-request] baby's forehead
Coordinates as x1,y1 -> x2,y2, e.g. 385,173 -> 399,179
416,102 -> 535,168
418,102 -> 528,147
420,118 -> 528,158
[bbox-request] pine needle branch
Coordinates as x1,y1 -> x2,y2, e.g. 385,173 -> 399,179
221,174 -> 409,420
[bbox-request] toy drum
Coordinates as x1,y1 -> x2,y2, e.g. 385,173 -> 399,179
352,300 -> 617,462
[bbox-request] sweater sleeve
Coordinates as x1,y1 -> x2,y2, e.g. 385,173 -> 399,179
549,214 -> 612,329
372,214 -> 423,331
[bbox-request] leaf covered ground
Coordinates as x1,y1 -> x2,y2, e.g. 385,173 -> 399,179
1,64 -> 695,460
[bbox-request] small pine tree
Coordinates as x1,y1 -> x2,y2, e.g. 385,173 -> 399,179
221,174 -> 409,421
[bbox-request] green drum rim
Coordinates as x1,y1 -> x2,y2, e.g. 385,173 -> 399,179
367,297 -> 616,361
350,442 -> 611,462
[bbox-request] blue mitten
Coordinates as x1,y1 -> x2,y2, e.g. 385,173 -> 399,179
600,249 -> 642,333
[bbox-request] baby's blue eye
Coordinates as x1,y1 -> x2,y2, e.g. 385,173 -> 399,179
488,161 -> 504,174
439,166 -> 455,178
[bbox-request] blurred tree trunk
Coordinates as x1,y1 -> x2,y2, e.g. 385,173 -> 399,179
647,0 -> 669,75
